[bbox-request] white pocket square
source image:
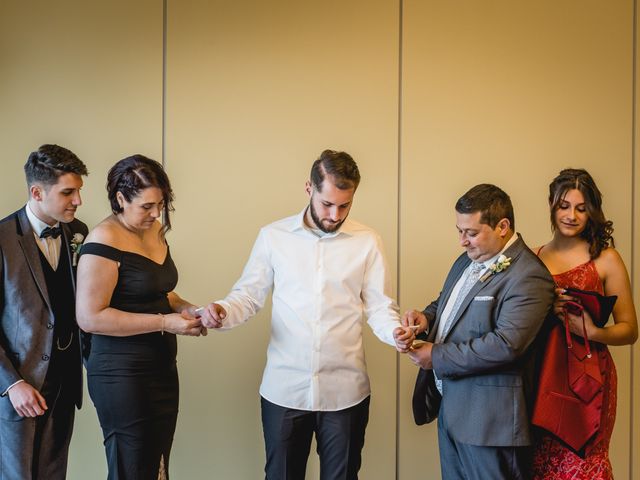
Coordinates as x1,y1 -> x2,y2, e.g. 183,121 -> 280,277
473,296 -> 494,301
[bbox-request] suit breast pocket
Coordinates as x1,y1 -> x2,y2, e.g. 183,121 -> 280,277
468,297 -> 495,337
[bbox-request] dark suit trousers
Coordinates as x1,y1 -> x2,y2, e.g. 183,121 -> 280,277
437,409 -> 532,480
0,362 -> 75,480
261,396 -> 370,480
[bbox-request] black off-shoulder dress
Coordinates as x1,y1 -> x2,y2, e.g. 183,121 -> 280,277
80,242 -> 179,480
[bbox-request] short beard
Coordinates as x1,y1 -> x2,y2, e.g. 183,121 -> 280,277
309,201 -> 344,233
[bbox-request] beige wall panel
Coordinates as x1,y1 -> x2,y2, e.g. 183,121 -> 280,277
399,1 -> 634,479
0,1 -> 163,478
165,1 -> 399,478
634,8 -> 640,479
633,152 -> 639,480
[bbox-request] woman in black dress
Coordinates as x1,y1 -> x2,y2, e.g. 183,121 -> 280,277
76,155 -> 205,479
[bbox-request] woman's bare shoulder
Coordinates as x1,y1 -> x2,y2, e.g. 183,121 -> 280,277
595,247 -> 628,276
85,217 -> 125,247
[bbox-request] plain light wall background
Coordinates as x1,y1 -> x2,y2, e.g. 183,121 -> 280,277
0,1 -> 637,479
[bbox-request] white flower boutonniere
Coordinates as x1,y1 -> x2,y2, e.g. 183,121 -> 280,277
480,254 -> 512,282
70,233 -> 84,267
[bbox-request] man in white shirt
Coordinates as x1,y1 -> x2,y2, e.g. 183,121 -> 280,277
200,149 -> 414,479
0,144 -> 89,479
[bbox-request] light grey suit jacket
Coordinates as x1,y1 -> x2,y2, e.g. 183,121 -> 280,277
413,235 -> 554,447
0,207 -> 87,421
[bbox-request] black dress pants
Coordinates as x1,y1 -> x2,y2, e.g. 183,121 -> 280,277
261,396 -> 370,480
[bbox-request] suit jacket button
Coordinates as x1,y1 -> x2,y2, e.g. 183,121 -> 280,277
47,323 -> 53,329
42,354 -> 50,361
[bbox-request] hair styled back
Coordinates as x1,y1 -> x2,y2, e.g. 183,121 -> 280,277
455,183 -> 515,230
24,144 -> 88,187
310,149 -> 361,192
107,155 -> 175,233
549,168 -> 614,258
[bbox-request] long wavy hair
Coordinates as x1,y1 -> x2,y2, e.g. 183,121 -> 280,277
549,168 -> 614,258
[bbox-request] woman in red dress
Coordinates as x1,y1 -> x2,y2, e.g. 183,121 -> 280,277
532,169 -> 637,479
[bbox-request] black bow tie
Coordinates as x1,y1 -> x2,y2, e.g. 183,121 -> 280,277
40,226 -> 62,239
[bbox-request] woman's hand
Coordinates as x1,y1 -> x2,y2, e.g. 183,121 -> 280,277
553,288 -> 597,338
163,312 -> 205,336
552,287 -> 571,316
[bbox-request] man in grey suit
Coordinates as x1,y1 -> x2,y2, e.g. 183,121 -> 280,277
0,144 -> 88,479
405,184 -> 554,480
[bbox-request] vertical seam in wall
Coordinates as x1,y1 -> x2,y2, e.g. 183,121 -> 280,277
162,0 -> 167,168
631,1 -> 637,479
395,0 -> 403,479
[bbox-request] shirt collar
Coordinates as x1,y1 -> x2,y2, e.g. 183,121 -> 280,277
25,203 -> 59,237
477,232 -> 518,270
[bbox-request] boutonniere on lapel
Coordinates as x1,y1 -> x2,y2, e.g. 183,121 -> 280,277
70,233 -> 85,267
480,254 -> 511,282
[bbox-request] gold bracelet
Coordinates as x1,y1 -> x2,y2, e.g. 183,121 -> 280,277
158,313 -> 165,335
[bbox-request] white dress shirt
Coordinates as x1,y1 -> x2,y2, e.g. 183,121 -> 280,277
217,209 -> 401,411
25,203 -> 60,270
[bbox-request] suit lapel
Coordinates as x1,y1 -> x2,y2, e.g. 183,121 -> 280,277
442,236 -> 527,342
16,207 -> 52,312
428,256 -> 470,342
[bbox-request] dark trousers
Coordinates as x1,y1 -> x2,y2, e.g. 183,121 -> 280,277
437,408 -> 532,480
261,396 -> 370,480
0,370 -> 75,480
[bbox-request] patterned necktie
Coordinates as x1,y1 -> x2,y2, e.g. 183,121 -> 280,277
436,261 -> 485,342
40,226 -> 62,239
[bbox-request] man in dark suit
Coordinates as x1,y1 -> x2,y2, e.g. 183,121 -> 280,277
405,184 -> 554,480
0,144 -> 88,479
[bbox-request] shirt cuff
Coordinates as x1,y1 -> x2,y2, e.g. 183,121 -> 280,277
215,300 -> 234,329
1,379 -> 25,397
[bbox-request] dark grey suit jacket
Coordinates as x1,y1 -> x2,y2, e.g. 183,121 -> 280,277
413,235 -> 554,447
0,207 -> 88,421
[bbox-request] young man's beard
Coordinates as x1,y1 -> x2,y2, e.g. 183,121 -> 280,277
309,201 -> 345,233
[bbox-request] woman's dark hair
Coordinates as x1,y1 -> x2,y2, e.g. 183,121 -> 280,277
107,155 -> 175,234
549,168 -> 614,258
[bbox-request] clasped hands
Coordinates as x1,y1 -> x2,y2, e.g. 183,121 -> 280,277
165,308 -> 212,337
397,310 -> 434,369
197,303 -> 227,329
184,304 -> 435,369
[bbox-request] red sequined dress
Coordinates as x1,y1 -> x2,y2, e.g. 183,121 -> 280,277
532,260 -> 617,479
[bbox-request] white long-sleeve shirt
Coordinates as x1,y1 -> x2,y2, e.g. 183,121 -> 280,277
218,209 -> 401,411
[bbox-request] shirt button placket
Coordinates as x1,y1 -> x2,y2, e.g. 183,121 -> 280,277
310,239 -> 321,410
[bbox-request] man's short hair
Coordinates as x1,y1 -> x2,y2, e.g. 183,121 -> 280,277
24,144 -> 88,187
455,183 -> 515,229
310,149 -> 361,192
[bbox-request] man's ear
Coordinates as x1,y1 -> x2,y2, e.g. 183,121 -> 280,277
497,218 -> 511,237
30,184 -> 43,201
305,181 -> 313,198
